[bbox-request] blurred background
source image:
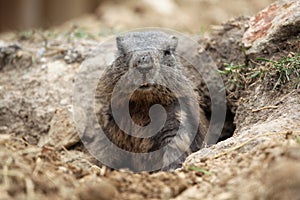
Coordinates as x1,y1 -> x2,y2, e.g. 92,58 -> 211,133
0,0 -> 275,33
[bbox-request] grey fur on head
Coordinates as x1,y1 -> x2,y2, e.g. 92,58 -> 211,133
116,31 -> 178,54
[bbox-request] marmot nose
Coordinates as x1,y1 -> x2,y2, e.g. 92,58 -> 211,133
137,65 -> 153,74
136,54 -> 153,73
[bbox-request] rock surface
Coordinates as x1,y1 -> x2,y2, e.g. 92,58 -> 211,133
242,0 -> 300,57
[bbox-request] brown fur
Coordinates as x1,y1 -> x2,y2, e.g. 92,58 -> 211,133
95,31 -> 208,171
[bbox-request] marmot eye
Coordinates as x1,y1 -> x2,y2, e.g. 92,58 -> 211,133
164,50 -> 171,56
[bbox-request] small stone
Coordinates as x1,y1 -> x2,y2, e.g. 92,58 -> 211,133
41,64 -> 47,69
161,187 -> 172,199
173,186 -> 204,200
89,165 -> 102,175
78,178 -> 118,200
215,192 -> 233,200
40,108 -> 79,149
59,99 -> 68,105
0,134 -> 10,140
0,126 -> 8,132
264,160 -> 300,200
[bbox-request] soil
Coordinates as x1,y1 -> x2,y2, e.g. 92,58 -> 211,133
1,1 -> 300,200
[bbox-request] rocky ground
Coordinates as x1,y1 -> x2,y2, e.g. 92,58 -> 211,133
0,0 -> 300,199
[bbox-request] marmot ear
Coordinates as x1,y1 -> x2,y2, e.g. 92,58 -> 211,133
116,36 -> 126,53
169,35 -> 178,51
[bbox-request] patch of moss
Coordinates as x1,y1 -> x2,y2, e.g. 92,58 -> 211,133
257,54 -> 300,90
219,53 -> 300,91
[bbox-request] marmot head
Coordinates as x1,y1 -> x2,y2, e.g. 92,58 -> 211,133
116,31 -> 180,89
114,31 -> 184,104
